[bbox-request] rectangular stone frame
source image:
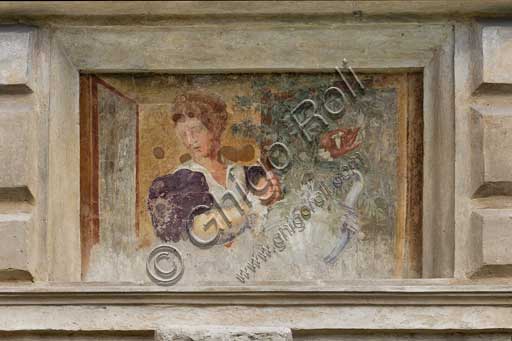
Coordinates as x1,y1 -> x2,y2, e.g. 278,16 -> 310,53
47,22 -> 454,282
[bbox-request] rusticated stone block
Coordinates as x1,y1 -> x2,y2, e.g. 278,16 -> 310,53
480,25 -> 512,85
0,209 -> 33,280
471,210 -> 512,277
0,101 -> 33,190
480,211 -> 512,266
482,114 -> 512,183
470,107 -> 512,191
0,26 -> 34,92
472,22 -> 512,92
156,326 -> 292,341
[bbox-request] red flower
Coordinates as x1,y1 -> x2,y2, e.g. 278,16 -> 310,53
319,127 -> 361,159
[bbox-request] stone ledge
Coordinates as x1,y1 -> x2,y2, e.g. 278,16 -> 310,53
1,1 -> 512,17
1,281 -> 512,305
1,305 -> 512,332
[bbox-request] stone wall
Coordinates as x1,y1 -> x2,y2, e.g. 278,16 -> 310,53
1,1 -> 512,339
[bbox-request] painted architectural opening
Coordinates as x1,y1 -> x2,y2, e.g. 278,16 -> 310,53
79,71 -> 423,284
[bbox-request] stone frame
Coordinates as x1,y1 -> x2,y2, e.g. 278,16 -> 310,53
43,22 -> 455,283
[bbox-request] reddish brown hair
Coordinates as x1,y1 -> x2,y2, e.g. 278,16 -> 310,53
172,91 -> 228,141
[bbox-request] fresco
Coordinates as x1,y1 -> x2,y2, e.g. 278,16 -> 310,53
81,72 -> 422,283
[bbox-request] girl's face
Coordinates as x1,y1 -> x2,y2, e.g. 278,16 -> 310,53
176,116 -> 216,159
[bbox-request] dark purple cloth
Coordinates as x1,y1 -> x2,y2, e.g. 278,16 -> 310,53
147,169 -> 213,242
147,165 -> 266,243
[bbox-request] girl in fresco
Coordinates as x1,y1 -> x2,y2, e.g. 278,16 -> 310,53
147,91 -> 281,248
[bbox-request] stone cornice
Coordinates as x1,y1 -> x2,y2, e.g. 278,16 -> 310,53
0,1 -> 512,19
1,280 -> 512,305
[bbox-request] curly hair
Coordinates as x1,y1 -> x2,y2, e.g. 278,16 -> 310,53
172,91 -> 228,141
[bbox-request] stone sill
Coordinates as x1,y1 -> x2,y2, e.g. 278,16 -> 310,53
1,279 -> 512,305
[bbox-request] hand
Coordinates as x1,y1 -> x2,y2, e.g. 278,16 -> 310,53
320,127 -> 361,159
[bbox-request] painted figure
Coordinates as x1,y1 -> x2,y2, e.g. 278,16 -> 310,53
147,91 -> 281,247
